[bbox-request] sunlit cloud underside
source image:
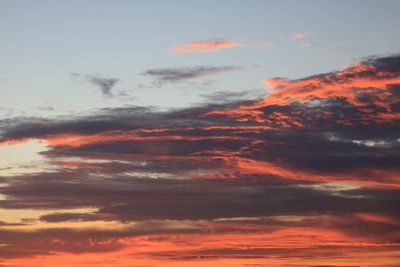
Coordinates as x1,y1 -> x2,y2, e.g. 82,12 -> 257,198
1,55 -> 400,266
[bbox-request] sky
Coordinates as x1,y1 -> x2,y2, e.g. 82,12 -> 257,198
1,0 -> 400,266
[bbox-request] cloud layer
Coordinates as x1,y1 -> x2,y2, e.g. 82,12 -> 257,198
1,55 -> 400,265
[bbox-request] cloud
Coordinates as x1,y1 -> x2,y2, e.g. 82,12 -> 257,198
1,55 -> 400,264
89,77 -> 119,96
169,39 -> 273,54
1,176 -> 400,263
2,165 -> 400,221
205,55 -> 400,127
141,66 -> 245,87
302,43 -> 315,47
291,32 -> 312,40
200,89 -> 265,103
72,73 -> 119,96
170,38 -> 244,53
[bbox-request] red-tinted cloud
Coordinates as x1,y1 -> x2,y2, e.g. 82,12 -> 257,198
1,55 -> 400,265
204,57 -> 400,126
3,215 -> 400,266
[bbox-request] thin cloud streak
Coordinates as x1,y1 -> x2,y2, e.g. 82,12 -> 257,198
141,66 -> 245,87
291,32 -> 312,40
169,39 -> 274,53
170,39 -> 244,53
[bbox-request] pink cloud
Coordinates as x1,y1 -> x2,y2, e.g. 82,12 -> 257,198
291,32 -> 312,40
170,39 -> 244,53
301,43 -> 315,47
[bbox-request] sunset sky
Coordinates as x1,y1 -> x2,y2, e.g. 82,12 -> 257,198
1,0 -> 400,266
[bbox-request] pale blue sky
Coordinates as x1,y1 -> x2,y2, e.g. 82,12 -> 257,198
1,0 -> 400,117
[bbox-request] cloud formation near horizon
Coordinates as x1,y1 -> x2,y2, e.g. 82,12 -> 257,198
1,55 -> 400,265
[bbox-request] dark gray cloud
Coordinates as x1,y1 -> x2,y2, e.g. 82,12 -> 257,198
1,165 -> 400,223
40,212 -> 111,223
89,76 -> 119,96
141,66 -> 245,87
0,223 -> 201,258
200,89 -> 265,103
72,73 -> 119,96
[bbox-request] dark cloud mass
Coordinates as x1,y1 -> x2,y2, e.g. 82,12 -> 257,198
1,55 -> 400,264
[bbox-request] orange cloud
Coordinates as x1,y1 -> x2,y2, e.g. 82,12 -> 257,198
301,43 -> 314,47
259,63 -> 400,110
208,155 -> 400,188
356,213 -> 400,226
1,125 -> 274,149
170,39 -> 244,53
45,131 -> 252,147
203,60 -> 400,126
4,221 -> 400,267
0,139 -> 28,146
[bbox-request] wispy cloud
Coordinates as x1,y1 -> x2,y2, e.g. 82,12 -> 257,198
141,65 -> 245,87
89,76 -> 119,96
200,89 -> 264,103
170,39 -> 244,53
72,73 -> 119,97
170,39 -> 275,53
291,32 -> 312,40
301,43 -> 315,47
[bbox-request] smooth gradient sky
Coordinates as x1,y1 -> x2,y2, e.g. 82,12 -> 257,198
1,1 -> 400,266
